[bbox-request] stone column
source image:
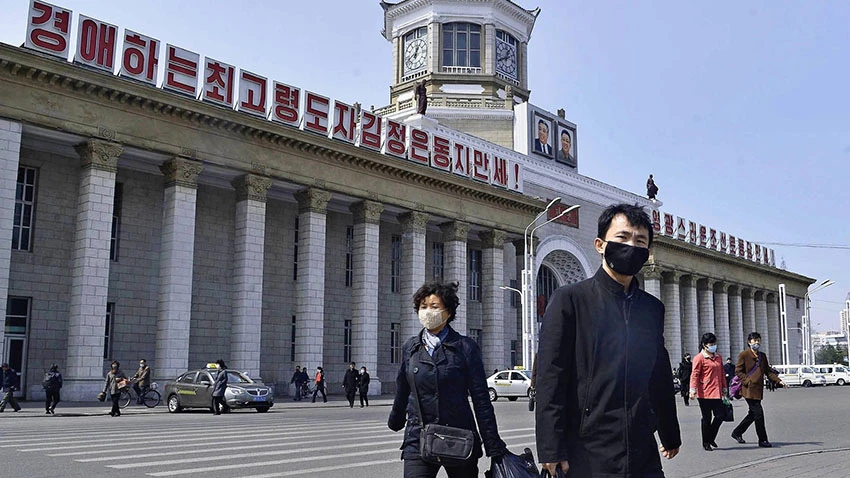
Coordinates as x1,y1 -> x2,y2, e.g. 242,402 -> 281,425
230,174 -> 272,378
643,268 -> 662,300
742,288 -> 756,339
441,221 -> 470,333
400,211 -> 429,339
154,157 -> 202,381
681,275 -> 699,357
481,229 -> 506,372
0,119 -> 22,362
63,140 -> 122,400
697,278 -> 715,343
293,188 -> 331,369
351,200 -> 384,395
483,23 -> 496,76
766,294 -> 782,362
661,271 -> 683,367
754,290 -> 769,355
728,286 -> 744,355
713,283 -> 732,360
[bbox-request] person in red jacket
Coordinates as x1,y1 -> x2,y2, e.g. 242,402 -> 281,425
689,332 -> 728,451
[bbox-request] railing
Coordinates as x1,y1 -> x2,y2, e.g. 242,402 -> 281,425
496,71 -> 520,86
401,69 -> 428,83
441,65 -> 483,75
373,96 -> 507,115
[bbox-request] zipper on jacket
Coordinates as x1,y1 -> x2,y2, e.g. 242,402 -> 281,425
622,293 -> 633,475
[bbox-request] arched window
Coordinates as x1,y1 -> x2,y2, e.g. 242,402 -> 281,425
536,265 -> 559,318
442,22 -> 481,69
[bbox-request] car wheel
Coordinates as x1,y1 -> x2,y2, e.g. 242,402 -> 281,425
838,379 -> 846,386
167,394 -> 182,413
488,388 -> 497,402
256,406 -> 270,413
802,380 -> 812,388
508,397 -> 518,402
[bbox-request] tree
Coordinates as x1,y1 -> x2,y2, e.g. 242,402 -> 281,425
814,345 -> 848,365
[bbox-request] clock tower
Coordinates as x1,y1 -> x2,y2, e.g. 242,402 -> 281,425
378,0 -> 539,149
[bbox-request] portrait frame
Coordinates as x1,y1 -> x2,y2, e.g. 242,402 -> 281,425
555,120 -> 577,168
530,112 -> 555,159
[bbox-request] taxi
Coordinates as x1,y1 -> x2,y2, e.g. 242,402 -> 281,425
163,364 -> 274,413
486,368 -> 532,401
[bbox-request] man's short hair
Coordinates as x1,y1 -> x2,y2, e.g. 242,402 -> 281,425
560,129 -> 571,141
597,203 -> 653,247
747,332 -> 761,342
537,119 -> 548,132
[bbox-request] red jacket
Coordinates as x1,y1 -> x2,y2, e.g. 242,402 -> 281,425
689,352 -> 727,399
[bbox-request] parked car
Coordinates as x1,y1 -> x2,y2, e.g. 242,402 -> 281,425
812,364 -> 850,386
486,369 -> 532,401
773,364 -> 827,388
163,365 -> 274,413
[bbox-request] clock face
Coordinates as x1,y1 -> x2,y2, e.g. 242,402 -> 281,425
496,41 -> 517,77
404,38 -> 427,72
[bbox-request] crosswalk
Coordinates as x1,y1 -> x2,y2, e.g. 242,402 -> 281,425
3,414 -> 537,477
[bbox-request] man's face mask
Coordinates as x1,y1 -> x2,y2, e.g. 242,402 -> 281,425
603,241 -> 649,276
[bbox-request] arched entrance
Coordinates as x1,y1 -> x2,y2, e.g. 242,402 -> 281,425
535,249 -> 590,318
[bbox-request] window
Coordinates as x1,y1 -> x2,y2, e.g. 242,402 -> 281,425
110,183 -> 123,261
442,23 -> 481,69
177,372 -> 197,384
390,322 -> 401,364
469,327 -> 482,346
510,340 -> 517,368
495,371 -> 509,380
13,166 -> 37,251
511,372 -> 527,381
290,315 -> 296,362
344,319 -> 352,363
796,298 -> 800,309
509,279 -> 518,307
536,265 -> 559,316
5,296 -> 30,335
345,226 -> 354,287
391,235 -> 402,293
104,302 -> 115,360
293,216 -> 299,281
431,242 -> 444,281
468,249 -> 482,301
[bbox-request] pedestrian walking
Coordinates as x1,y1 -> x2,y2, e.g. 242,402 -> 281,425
730,332 -> 785,448
358,366 -> 370,408
535,204 -> 681,477
388,281 -> 507,478
102,361 -> 127,417
689,333 -> 728,451
131,359 -> 151,404
678,353 -> 693,406
342,362 -> 359,408
42,363 -> 63,414
290,365 -> 306,401
0,362 -> 21,412
723,357 -> 735,387
312,366 -> 327,403
212,359 -> 228,415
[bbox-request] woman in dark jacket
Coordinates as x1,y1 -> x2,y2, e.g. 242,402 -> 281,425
678,353 -> 693,406
212,359 -> 228,415
388,282 -> 506,478
103,361 -> 127,417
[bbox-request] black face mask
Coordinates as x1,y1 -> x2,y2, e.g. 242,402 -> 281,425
603,241 -> 650,276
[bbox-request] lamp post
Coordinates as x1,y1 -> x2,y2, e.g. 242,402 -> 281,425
844,300 -> 850,365
803,279 -> 835,365
520,198 -> 580,371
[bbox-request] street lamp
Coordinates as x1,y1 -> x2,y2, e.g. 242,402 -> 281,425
803,279 -> 835,365
844,300 -> 850,365
520,198 -> 580,371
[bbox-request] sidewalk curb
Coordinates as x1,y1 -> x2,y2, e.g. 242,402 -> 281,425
690,447 -> 850,477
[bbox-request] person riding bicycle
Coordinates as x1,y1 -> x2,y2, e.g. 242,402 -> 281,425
131,359 -> 151,405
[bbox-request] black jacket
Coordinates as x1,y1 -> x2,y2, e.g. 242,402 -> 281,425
359,372 -> 371,392
1,368 -> 20,390
388,325 -> 507,460
343,369 -> 360,390
535,267 -> 681,476
212,369 -> 228,397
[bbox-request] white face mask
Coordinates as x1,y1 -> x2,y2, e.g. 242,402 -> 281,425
418,308 -> 446,330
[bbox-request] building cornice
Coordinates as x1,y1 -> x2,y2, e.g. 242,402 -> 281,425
382,0 -> 539,41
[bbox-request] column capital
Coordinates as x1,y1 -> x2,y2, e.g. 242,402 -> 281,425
440,220 -> 470,242
399,211 -> 429,234
75,139 -> 122,172
643,267 -> 663,281
727,284 -> 741,296
680,274 -> 697,287
697,277 -> 717,289
740,287 -> 754,299
766,292 -> 778,304
295,188 -> 331,214
511,236 -> 539,256
351,200 -> 384,225
232,174 -> 272,202
160,157 -> 202,188
480,229 -> 506,249
713,281 -> 732,293
662,270 -> 683,282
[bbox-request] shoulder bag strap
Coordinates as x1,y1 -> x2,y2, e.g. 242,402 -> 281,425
407,346 -> 428,433
745,355 -> 761,378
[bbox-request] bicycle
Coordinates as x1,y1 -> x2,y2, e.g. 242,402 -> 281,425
119,381 -> 161,409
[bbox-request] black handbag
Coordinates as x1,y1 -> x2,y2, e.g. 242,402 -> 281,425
722,397 -> 734,422
408,351 -> 475,466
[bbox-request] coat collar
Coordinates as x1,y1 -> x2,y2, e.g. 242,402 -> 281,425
593,266 -> 640,297
413,325 -> 462,366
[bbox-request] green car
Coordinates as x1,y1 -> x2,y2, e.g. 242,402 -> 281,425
163,367 -> 274,413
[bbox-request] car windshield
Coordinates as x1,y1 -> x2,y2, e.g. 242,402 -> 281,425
226,371 -> 254,384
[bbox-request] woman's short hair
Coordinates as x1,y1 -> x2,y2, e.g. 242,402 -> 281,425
215,359 -> 227,369
747,332 -> 761,342
700,332 -> 717,348
412,282 -> 460,323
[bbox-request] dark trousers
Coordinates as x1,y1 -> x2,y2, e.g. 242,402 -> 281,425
359,387 -> 369,407
697,398 -> 725,444
733,398 -> 768,442
312,384 -> 326,402
109,393 -> 121,416
45,390 -> 60,411
0,389 -> 20,411
681,391 -> 689,406
345,388 -> 356,407
403,457 -> 478,478
133,383 -> 148,403
213,395 -> 226,414
293,382 -> 304,400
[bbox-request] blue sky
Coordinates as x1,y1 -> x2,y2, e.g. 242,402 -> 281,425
1,1 -> 847,331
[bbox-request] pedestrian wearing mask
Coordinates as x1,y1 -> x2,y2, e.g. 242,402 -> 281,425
730,332 -> 785,447
689,333 -> 728,451
43,363 -> 63,414
677,353 -> 693,406
290,366 -> 306,401
312,366 -> 327,403
723,357 -> 735,388
343,362 -> 360,408
388,281 -> 507,478
131,359 -> 151,405
103,361 -> 127,417
212,359 -> 228,415
358,366 -> 370,408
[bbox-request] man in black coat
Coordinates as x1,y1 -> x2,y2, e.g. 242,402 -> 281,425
536,204 -> 681,477
358,366 -> 370,408
342,362 -> 360,408
0,363 -> 21,412
290,366 -> 306,401
723,357 -> 736,388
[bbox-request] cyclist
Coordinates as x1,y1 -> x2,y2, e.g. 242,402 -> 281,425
131,359 -> 151,405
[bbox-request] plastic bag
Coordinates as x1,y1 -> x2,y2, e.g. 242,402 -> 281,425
722,397 -> 734,422
486,448 -> 539,478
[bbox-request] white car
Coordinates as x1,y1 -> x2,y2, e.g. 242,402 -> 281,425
812,364 -> 850,386
486,369 -> 532,401
773,365 -> 827,387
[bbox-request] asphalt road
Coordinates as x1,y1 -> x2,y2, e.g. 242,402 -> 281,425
1,385 -> 848,477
